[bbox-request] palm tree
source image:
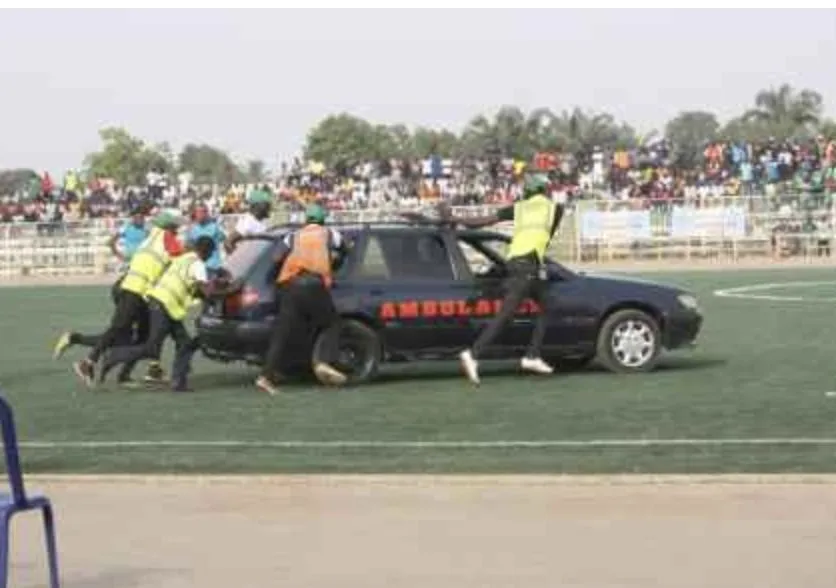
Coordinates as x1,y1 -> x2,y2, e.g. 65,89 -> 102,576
743,84 -> 823,137
525,108 -> 559,152
551,108 -> 633,154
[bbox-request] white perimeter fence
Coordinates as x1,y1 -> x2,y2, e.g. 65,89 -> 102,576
1,196 -> 834,278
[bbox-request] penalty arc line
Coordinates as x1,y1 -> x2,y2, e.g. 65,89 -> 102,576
714,280 -> 836,302
15,439 -> 836,449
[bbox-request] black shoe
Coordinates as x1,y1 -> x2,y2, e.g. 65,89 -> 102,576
171,379 -> 192,392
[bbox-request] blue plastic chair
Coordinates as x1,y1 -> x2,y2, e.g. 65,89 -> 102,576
0,394 -> 60,588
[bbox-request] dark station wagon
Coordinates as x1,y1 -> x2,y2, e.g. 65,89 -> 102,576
196,222 -> 703,384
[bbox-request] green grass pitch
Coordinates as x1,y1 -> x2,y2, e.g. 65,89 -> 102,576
2,267 -> 836,474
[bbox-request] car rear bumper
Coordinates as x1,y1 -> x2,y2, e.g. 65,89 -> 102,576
663,311 -> 703,350
195,316 -> 270,363
195,315 -> 313,366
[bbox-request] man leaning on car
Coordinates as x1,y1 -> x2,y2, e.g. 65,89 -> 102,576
256,204 -> 351,396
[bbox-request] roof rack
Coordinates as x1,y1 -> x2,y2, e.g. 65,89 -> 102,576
267,218 -> 449,231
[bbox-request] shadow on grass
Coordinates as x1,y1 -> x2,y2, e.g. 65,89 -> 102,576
372,355 -> 729,384
184,355 -> 729,392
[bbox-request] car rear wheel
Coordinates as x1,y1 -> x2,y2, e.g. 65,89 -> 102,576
311,319 -> 382,385
596,309 -> 661,373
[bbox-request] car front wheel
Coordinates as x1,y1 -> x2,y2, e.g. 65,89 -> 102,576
311,319 -> 382,385
596,309 -> 661,373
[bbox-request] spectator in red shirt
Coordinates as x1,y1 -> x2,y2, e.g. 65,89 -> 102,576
41,172 -> 54,199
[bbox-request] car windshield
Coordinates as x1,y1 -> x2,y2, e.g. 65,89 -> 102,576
464,233 -> 575,277
224,238 -> 273,279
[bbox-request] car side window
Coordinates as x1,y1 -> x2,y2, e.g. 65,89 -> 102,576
458,240 -> 496,276
376,233 -> 455,280
354,235 -> 391,279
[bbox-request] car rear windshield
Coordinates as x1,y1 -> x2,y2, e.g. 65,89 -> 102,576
224,238 -> 273,280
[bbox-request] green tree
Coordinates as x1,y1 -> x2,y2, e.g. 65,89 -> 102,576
0,169 -> 38,196
245,159 -> 266,183
552,108 -> 637,154
304,113 -> 378,167
178,144 -> 243,184
664,111 -> 720,168
742,84 -> 823,139
84,127 -> 162,186
818,119 -> 836,140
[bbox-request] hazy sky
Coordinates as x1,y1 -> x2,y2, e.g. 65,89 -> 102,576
2,8 -> 835,174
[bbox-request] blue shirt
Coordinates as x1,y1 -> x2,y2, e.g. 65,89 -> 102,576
119,222 -> 149,262
187,221 -> 226,269
740,162 -> 753,182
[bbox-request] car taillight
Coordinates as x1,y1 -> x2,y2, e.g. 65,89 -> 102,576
223,286 -> 261,315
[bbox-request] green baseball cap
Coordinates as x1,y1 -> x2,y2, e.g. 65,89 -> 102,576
152,209 -> 184,228
305,204 -> 327,224
523,173 -> 549,196
248,189 -> 272,205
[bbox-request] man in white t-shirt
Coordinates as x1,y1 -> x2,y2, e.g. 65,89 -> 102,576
96,236 -> 235,391
225,190 -> 272,253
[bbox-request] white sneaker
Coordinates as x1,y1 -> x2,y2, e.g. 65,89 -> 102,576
313,363 -> 348,387
521,357 -> 554,375
459,350 -> 480,385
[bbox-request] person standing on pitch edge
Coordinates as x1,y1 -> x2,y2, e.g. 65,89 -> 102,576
186,202 -> 226,278
256,204 -> 350,395
224,189 -> 272,254
443,173 -> 567,385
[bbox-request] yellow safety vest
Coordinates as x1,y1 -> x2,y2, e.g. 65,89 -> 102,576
148,252 -> 201,321
507,195 -> 557,261
120,227 -> 172,296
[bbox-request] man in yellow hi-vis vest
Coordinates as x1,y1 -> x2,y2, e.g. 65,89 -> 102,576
439,173 -> 566,386
96,236 -> 233,391
73,210 -> 186,387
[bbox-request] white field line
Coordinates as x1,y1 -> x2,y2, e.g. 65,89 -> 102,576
714,280 -> 836,301
16,438 -> 836,449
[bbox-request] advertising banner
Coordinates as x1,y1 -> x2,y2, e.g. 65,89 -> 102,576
579,209 -> 652,241
670,206 -> 747,238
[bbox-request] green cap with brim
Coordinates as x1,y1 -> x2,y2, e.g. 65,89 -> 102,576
305,204 -> 327,224
523,173 -> 549,196
248,190 -> 272,205
152,209 -> 184,228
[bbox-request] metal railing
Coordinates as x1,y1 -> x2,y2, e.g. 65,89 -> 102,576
1,196 -> 835,277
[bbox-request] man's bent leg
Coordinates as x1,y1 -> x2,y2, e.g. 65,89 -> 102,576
98,303 -> 171,385
73,292 -> 144,385
133,301 -> 166,384
520,279 -> 554,375
170,322 -> 199,391
257,286 -> 299,394
302,281 -> 347,386
461,267 -> 533,385
87,292 -> 144,362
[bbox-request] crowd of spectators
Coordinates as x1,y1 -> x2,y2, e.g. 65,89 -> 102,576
3,136 -> 836,224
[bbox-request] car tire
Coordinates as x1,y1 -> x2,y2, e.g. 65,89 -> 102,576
311,319 -> 382,385
596,309 -> 661,373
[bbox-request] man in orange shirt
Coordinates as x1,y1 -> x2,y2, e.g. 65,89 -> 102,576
256,204 -> 350,395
